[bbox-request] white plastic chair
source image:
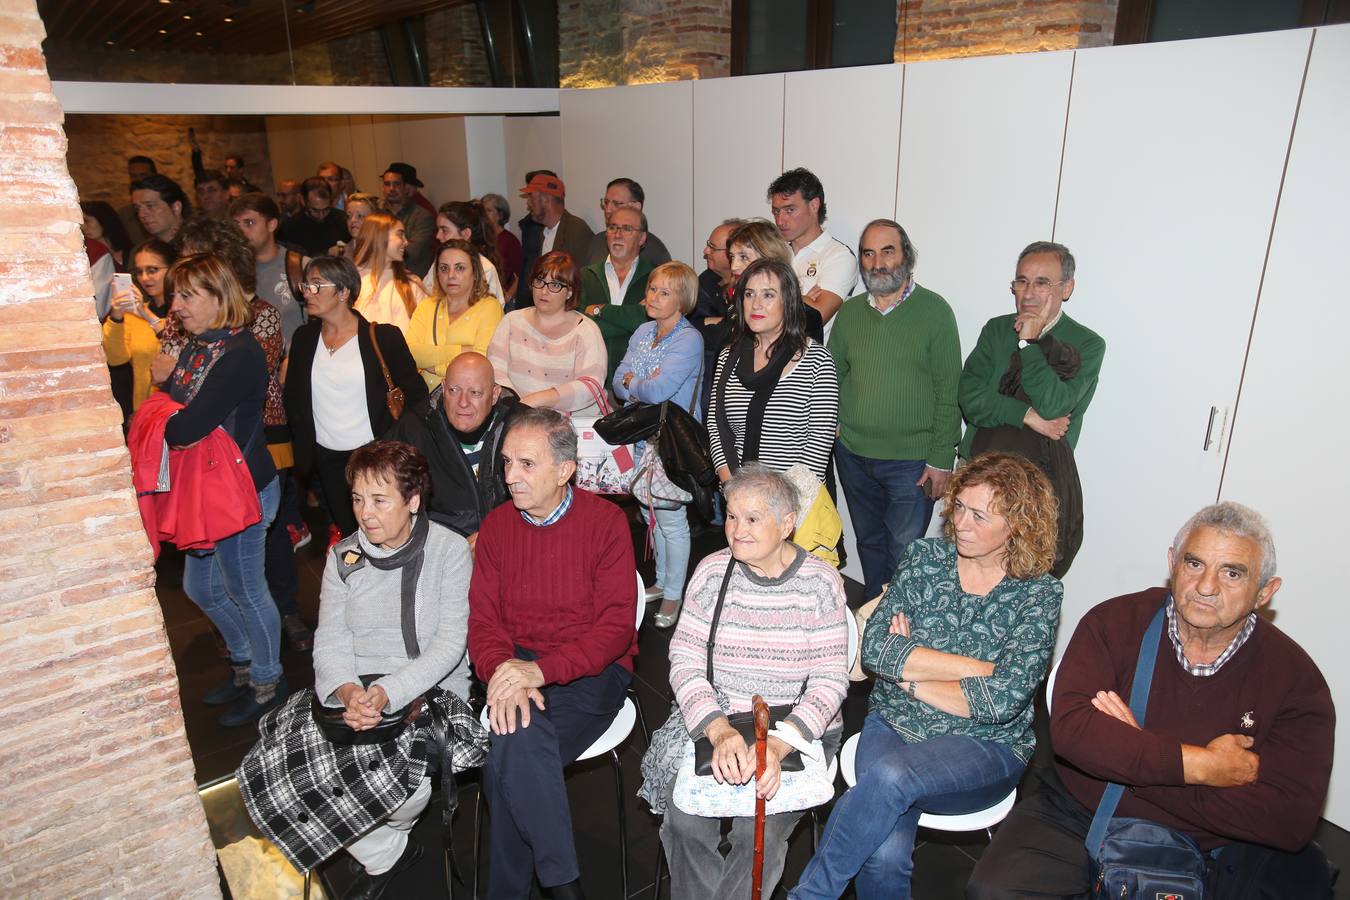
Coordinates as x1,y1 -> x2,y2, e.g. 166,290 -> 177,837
838,732 -> 1017,846
471,572 -> 646,899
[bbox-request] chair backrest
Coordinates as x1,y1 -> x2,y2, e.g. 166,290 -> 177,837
634,571 -> 645,630
1044,657 -> 1061,716
845,607 -> 859,675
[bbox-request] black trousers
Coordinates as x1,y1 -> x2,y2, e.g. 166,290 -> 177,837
312,443 -> 358,538
967,765 -> 1335,899
482,653 -> 629,899
262,468 -> 298,617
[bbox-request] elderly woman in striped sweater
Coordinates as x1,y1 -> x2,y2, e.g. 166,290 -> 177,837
639,464 -> 849,900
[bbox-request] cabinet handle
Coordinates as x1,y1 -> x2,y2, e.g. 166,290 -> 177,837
1203,406 -> 1218,451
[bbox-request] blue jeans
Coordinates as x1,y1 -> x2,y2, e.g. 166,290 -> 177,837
642,504 -> 691,602
182,477 -> 282,685
834,442 -> 934,600
790,711 -> 1024,900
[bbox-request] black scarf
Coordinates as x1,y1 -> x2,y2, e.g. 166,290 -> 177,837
713,337 -> 795,473
363,512 -> 431,659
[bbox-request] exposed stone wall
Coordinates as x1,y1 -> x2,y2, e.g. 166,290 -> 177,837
560,0 -> 732,87
0,1 -> 221,897
426,3 -> 493,87
65,114 -> 274,208
895,0 -> 1119,61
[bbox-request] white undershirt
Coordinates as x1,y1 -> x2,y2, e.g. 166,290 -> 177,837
604,255 -> 639,304
541,221 -> 559,254
312,337 -> 374,450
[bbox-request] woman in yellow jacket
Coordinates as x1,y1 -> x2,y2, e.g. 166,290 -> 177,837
103,239 -> 176,412
405,239 -> 503,391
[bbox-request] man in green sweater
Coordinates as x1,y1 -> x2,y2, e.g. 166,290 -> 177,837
957,241 -> 1106,458
581,205 -> 654,384
828,219 -> 962,600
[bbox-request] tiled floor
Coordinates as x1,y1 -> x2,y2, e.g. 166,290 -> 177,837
161,501 -> 1346,899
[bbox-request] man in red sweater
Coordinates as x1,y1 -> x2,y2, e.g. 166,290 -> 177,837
968,502 -> 1335,898
468,407 -> 637,900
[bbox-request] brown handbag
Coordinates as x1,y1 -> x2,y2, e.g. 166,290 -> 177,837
368,321 -> 405,421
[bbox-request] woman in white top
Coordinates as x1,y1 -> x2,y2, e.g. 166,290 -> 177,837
486,250 -> 607,415
351,212 -> 428,332
284,256 -> 428,543
424,200 -> 506,306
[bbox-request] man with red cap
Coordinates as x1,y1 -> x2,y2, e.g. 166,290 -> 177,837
516,171 -> 594,307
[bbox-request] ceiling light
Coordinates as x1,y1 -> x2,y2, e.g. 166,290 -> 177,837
158,28 -> 168,33
195,31 -> 203,36
182,14 -> 191,20
223,17 -> 233,23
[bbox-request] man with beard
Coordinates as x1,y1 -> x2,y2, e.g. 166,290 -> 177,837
827,219 -> 961,601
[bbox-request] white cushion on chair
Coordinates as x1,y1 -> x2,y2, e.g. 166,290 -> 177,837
838,732 -> 1016,832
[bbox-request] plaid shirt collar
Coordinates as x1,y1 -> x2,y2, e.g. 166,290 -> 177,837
1165,594 -> 1257,677
520,484 -> 573,527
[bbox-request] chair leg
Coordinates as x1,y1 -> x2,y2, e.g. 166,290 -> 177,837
630,686 -> 650,747
653,840 -> 666,900
610,748 -> 629,898
473,786 -> 484,900
303,869 -> 311,900
810,809 -> 819,852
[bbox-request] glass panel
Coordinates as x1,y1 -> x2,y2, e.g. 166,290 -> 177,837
744,0 -> 811,75
831,0 -> 897,68
1149,0 -> 1304,42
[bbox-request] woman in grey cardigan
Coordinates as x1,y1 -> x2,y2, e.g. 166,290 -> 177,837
239,440 -> 477,897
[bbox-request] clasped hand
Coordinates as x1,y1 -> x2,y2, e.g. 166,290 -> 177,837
703,718 -> 789,801
485,659 -> 547,735
335,682 -> 390,731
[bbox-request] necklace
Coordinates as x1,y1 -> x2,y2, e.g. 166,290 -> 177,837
322,325 -> 354,355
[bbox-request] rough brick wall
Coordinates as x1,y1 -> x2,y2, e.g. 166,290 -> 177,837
0,2 -> 221,897
560,0 -> 732,87
426,3 -> 493,87
65,114 -> 274,208
895,0 -> 1119,61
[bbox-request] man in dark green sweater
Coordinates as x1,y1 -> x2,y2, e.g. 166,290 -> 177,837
828,219 -> 962,600
958,241 -> 1106,459
581,206 -> 654,384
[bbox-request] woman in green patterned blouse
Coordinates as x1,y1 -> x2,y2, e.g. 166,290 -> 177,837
790,452 -> 1063,900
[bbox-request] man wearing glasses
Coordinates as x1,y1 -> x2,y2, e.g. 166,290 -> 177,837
581,206 -> 654,382
958,240 -> 1106,575
584,177 -> 672,266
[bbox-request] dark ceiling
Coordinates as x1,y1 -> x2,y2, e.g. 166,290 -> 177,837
37,0 -> 470,56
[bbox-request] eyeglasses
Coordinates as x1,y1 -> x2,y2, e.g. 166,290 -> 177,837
133,266 -> 164,277
606,224 -> 642,235
1010,277 -> 1066,293
705,240 -> 727,253
299,281 -> 337,294
530,277 -> 568,294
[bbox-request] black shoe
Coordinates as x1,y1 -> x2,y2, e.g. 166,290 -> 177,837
203,667 -> 250,706
219,676 -> 288,727
546,878 -> 585,900
345,837 -> 423,900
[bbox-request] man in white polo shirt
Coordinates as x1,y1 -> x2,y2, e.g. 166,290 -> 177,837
767,167 -> 857,332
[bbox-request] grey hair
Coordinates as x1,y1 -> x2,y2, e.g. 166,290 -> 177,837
1018,240 -> 1076,282
506,407 -> 577,465
859,218 -> 918,272
1172,501 -> 1277,586
720,217 -> 746,228
482,192 -> 511,224
723,463 -> 799,524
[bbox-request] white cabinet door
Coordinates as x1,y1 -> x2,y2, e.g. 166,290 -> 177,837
1051,30 -> 1312,646
1217,24 -> 1350,829
897,49 -> 1074,358
692,74 -> 785,255
561,81 -> 696,265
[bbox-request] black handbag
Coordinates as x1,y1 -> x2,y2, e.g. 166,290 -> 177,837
692,556 -> 805,776
594,400 -> 663,445
655,400 -> 718,523
310,673 -> 428,745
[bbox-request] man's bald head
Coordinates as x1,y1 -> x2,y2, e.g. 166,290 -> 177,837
442,352 -> 502,433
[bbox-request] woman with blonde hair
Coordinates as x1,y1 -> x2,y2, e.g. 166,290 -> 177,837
612,261 -> 704,626
406,239 -> 504,390
726,220 -> 823,343
330,191 -> 380,258
789,452 -> 1063,900
162,253 -> 287,727
351,211 -> 428,332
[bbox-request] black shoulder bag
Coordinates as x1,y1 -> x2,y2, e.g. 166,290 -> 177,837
692,555 -> 805,776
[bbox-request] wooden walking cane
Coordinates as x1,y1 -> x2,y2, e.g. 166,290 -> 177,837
751,695 -> 769,900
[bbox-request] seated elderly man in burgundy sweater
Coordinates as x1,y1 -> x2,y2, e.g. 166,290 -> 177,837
969,501 -> 1335,898
467,406 -> 637,900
